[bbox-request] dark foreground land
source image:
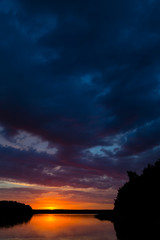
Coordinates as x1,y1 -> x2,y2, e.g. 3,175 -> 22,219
0,201 -> 33,228
97,160 -> 160,239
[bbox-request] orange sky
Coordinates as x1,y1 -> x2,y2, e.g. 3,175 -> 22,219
30,196 -> 113,210
0,180 -> 115,210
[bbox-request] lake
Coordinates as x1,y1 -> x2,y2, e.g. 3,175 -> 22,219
0,214 -> 117,240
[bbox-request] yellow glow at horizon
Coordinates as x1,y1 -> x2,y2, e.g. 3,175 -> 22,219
0,179 -> 115,210
30,196 -> 113,210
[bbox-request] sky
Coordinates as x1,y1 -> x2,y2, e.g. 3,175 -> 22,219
0,0 -> 160,209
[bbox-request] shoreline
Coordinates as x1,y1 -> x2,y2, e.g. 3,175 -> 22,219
32,209 -> 113,215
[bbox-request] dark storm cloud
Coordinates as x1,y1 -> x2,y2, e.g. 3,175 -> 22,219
0,0 -> 160,190
117,118 -> 160,157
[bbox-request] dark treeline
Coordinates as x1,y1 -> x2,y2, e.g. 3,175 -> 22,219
0,200 -> 32,214
33,209 -> 111,215
114,160 -> 160,239
0,201 -> 33,228
97,160 -> 160,239
114,160 -> 160,218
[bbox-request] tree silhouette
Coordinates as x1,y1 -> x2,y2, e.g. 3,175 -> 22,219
114,160 -> 160,239
0,201 -> 33,228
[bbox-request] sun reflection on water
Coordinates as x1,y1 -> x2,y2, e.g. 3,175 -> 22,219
0,214 -> 117,240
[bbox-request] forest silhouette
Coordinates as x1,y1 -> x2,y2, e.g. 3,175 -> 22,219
96,160 -> 160,238
0,201 -> 33,228
113,160 -> 160,239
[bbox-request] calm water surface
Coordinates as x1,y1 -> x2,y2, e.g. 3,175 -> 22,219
0,214 -> 117,240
